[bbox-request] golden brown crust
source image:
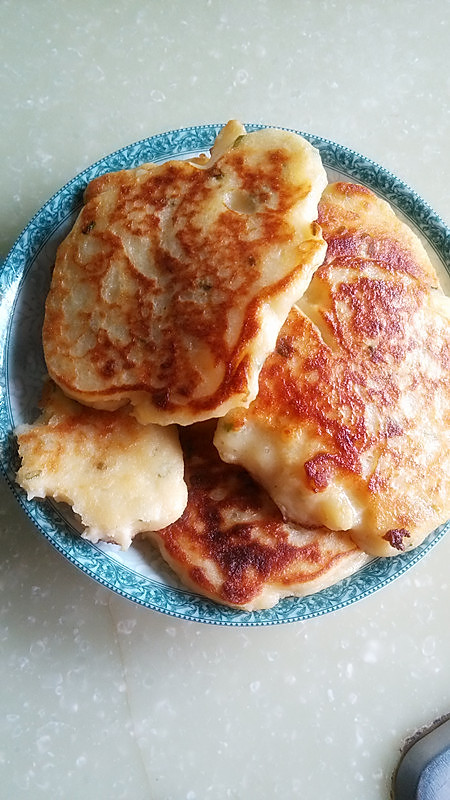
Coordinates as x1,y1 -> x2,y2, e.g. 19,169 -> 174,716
150,422 -> 369,610
43,123 -> 327,424
317,182 -> 439,286
215,182 -> 450,557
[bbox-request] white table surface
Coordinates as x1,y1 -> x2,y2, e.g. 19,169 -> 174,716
1,1 -> 449,798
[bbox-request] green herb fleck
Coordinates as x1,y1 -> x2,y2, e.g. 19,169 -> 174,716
82,221 -> 95,234
221,422 -> 236,433
233,135 -> 246,148
24,469 -> 42,481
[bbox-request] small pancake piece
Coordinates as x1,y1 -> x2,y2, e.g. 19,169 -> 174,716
15,381 -> 187,549
149,422 -> 370,610
43,121 -> 327,425
215,182 -> 450,557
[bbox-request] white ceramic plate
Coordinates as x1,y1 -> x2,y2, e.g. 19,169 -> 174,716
1,124 -> 449,626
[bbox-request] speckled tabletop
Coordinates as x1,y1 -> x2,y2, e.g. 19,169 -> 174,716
1,1 -> 449,798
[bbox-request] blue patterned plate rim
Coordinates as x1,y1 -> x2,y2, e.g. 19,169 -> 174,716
0,123 -> 449,626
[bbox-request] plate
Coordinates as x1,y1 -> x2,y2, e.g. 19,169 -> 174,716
1,123 -> 449,626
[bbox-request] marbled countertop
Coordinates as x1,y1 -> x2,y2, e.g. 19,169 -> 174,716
1,2 -> 449,798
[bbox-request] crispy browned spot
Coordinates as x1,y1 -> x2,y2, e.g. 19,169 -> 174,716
382,528 -> 411,551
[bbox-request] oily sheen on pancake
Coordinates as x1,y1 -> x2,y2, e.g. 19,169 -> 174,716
215,182 -> 450,558
15,381 -> 187,549
43,121 -> 327,425
148,423 -> 369,611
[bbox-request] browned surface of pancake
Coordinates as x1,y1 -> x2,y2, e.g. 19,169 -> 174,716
149,422 -> 369,610
43,121 -> 326,425
215,182 -> 450,557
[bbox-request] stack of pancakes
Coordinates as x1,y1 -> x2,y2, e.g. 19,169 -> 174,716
16,121 -> 450,610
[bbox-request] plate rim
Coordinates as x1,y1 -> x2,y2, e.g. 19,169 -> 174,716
1,122 -> 449,626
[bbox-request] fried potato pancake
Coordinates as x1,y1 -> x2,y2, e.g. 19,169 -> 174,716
15,381 -> 187,549
148,422 -> 369,610
43,120 -> 327,425
215,182 -> 450,557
